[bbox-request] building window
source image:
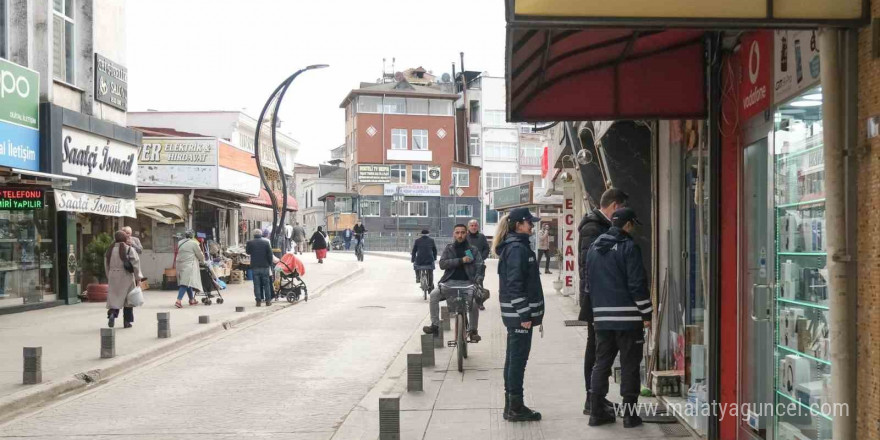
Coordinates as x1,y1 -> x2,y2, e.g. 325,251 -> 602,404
447,204 -> 473,217
411,165 -> 428,184
407,98 -> 429,115
390,164 -> 407,183
412,129 -> 428,150
356,96 -> 383,113
469,101 -> 480,123
452,167 -> 469,187
484,110 -> 511,127
469,134 -> 481,156
393,201 -> 428,217
391,129 -> 407,150
333,197 -> 353,213
485,207 -> 500,224
485,141 -> 518,160
520,142 -> 542,166
486,172 -> 518,190
429,99 -> 453,116
383,97 -> 406,114
360,200 -> 380,217
239,133 -> 255,153
52,0 -> 75,84
523,174 -> 545,190
0,0 -> 7,59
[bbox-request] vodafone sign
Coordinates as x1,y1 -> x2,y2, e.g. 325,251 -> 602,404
739,31 -> 773,121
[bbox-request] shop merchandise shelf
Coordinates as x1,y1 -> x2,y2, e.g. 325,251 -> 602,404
778,252 -> 827,257
776,199 -> 826,210
775,391 -> 833,422
0,263 -> 54,272
0,238 -> 35,243
776,344 -> 832,367
777,297 -> 830,311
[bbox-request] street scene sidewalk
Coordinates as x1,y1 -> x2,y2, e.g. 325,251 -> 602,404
332,255 -> 697,440
0,256 -> 362,421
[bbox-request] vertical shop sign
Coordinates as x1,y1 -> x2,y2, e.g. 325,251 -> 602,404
740,31 -> 773,120
774,30 -> 821,105
562,185 -> 575,296
0,58 -> 39,171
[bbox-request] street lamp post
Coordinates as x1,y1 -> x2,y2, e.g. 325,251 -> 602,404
394,187 -> 404,250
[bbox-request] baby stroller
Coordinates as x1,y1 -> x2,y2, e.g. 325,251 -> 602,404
196,263 -> 225,305
274,254 -> 308,303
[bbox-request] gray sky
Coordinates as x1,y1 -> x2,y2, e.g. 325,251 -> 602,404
126,0 -> 506,166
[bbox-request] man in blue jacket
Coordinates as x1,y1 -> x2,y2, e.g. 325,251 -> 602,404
586,207 -> 652,428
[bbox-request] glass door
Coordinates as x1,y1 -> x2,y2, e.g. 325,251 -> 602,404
739,137 -> 775,439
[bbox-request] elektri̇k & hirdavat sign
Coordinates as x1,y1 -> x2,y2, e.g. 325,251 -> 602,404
0,59 -> 39,171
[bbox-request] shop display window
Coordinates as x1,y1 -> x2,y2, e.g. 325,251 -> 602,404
0,206 -> 56,309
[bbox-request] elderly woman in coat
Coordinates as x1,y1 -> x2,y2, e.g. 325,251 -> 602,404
105,230 -> 142,328
175,230 -> 205,308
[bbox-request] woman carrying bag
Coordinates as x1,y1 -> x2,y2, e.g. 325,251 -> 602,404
309,226 -> 329,264
105,230 -> 143,328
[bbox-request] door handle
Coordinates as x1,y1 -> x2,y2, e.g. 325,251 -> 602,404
751,284 -> 772,322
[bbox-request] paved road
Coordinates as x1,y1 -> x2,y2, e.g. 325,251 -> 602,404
0,256 -> 429,439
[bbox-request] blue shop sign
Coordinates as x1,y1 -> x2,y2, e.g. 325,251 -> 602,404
0,59 -> 40,171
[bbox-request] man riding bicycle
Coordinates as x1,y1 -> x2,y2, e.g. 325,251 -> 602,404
353,221 -> 366,249
412,229 -> 437,289
422,224 -> 484,343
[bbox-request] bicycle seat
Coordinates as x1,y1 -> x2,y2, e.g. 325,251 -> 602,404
439,283 -> 475,292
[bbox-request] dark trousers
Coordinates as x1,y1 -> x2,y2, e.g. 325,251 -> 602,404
108,307 -> 134,323
252,267 -> 273,301
503,326 -> 533,396
415,269 -> 433,287
584,321 -> 597,391
536,249 -> 551,272
590,329 -> 644,405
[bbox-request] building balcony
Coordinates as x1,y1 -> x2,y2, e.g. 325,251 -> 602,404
520,155 -> 542,167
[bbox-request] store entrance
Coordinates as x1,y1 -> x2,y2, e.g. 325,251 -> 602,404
739,137 -> 775,439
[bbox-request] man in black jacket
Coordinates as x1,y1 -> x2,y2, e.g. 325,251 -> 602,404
411,229 -> 437,288
466,219 -> 490,310
353,222 -> 366,249
246,230 -> 275,307
586,208 -> 652,428
578,188 -> 629,415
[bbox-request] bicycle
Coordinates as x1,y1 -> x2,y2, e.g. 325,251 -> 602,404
441,282 -> 476,372
415,267 -> 432,301
354,237 -> 364,261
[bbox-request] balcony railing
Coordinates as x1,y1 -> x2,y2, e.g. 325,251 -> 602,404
520,155 -> 541,167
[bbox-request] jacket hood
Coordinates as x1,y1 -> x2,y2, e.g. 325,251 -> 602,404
578,208 -> 611,232
593,227 -> 630,254
496,232 -> 531,254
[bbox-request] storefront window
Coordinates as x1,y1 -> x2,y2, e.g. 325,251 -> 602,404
0,201 -> 55,309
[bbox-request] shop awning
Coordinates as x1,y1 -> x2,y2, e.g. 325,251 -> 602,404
135,193 -> 186,225
248,188 -> 298,211
507,28 -> 707,121
239,202 -> 274,222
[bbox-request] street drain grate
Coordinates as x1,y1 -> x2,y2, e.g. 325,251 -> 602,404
659,423 -> 692,437
359,306 -> 387,309
563,320 -> 590,326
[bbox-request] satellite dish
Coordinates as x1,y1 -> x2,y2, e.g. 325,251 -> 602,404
441,73 -> 451,83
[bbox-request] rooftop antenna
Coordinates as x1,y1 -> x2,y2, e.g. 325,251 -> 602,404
382,58 -> 386,83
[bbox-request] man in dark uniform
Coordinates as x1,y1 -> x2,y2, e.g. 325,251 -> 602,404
411,229 -> 437,289
578,188 -> 629,414
586,208 -> 652,428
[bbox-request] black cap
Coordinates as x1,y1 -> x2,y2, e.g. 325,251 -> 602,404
508,207 -> 540,224
611,207 -> 641,227
421,229 -> 429,235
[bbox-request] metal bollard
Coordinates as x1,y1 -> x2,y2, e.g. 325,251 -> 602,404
379,396 -> 401,440
235,306 -> 245,312
434,320 -> 445,348
157,312 -> 171,338
100,328 -> 115,358
440,306 -> 451,331
407,354 -> 423,392
198,315 -> 210,324
420,334 -> 435,367
23,347 -> 42,384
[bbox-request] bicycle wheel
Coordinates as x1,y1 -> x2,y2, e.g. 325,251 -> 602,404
461,313 -> 468,359
456,313 -> 465,372
420,272 -> 428,300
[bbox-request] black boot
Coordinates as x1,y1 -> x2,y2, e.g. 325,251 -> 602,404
622,398 -> 642,428
588,394 -> 615,426
503,393 -> 509,420
507,394 -> 541,422
584,392 -> 592,415
107,310 -> 115,328
422,324 -> 438,335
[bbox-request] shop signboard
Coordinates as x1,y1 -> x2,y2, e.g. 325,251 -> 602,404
427,166 -> 441,185
218,166 -> 260,197
562,185 -> 576,295
774,30 -> 821,105
94,54 -> 127,111
493,182 -> 533,210
0,188 -> 44,209
138,137 -> 219,188
54,189 -> 136,218
0,58 -> 39,171
61,126 -> 138,186
358,164 -> 391,183
383,183 -> 441,197
740,31 -> 773,120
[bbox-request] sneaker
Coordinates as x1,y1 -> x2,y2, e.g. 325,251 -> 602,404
468,330 -> 482,343
265,299 -> 272,306
507,395 -> 541,422
422,325 -> 439,335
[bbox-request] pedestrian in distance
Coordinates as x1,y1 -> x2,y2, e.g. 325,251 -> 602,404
122,225 -> 146,281
246,230 -> 275,307
309,226 -> 329,264
292,222 -> 307,255
586,207 -> 652,428
578,187 -> 629,415
105,230 -> 141,328
343,227 -> 353,250
174,230 -> 204,309
493,207 -> 544,422
466,219 -> 490,310
411,229 -> 437,289
536,223 -> 552,274
284,223 -> 294,253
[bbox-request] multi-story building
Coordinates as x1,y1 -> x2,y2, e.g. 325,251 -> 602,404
293,163 -> 319,225
339,78 -> 480,241
300,165 -> 346,234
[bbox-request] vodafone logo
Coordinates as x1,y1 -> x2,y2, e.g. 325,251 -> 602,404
742,35 -> 767,115
749,41 -> 760,84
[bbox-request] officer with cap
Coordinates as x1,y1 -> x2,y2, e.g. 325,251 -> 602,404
585,207 -> 652,428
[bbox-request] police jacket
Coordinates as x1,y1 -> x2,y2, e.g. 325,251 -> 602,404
411,236 -> 438,267
497,232 -> 545,328
438,241 -> 484,284
585,227 -> 652,331
577,209 -> 611,322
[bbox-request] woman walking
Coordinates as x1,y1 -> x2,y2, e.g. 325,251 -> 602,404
493,207 -> 545,422
308,226 -> 329,264
174,230 -> 205,308
105,230 -> 141,328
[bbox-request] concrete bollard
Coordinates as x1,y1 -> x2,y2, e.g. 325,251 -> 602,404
198,315 -> 210,324
407,354 -> 423,392
440,306 -> 451,331
235,306 -> 245,312
157,312 -> 171,338
379,396 -> 401,440
23,347 -> 42,384
100,328 -> 115,358
420,334 -> 435,367
434,319 -> 445,349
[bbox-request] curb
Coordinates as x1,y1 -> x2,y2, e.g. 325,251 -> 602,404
363,252 -> 411,261
0,266 -> 365,424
